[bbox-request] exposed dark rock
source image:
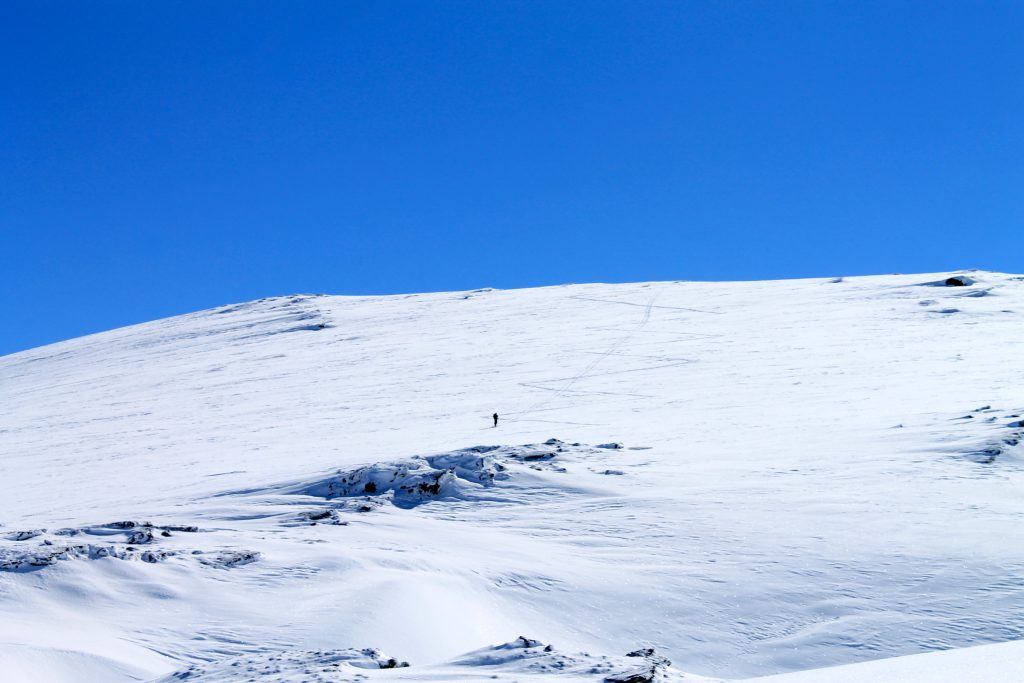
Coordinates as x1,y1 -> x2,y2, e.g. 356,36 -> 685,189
140,550 -> 175,563
522,452 -> 554,461
127,529 -> 154,544
605,674 -> 654,683
108,521 -> 153,530
378,658 -> 410,669
512,636 -> 543,649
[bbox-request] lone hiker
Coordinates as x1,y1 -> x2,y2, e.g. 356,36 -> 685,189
493,412 -> 499,427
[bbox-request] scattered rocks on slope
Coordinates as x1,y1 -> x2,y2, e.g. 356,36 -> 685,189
447,638 -> 686,681
606,647 -> 673,683
154,648 -> 408,682
0,543 -> 180,571
126,529 -> 154,544
0,520 -> 249,573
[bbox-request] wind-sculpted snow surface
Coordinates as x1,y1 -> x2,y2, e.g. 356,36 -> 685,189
949,406 -> 1024,464
2,272 -> 1024,683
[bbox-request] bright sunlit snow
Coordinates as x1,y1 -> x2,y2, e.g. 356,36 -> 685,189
1,272 -> 1022,682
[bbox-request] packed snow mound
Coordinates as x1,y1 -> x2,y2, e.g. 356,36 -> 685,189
271,440 -> 615,508
286,448 -> 511,507
297,460 -> 470,506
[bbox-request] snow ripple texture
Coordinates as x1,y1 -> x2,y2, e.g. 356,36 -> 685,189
2,273 -> 1024,682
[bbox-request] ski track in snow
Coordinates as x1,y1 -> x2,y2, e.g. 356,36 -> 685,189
2,273 -> 1024,682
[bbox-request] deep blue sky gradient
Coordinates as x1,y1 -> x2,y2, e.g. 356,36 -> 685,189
2,1 -> 1022,354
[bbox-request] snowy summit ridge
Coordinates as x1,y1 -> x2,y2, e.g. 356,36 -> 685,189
2,272 -> 1024,682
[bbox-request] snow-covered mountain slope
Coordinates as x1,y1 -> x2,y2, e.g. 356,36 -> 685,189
1,272 -> 1023,683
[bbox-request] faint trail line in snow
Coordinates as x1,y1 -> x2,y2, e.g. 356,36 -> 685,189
508,294 -> 659,423
578,350 -> 697,361
509,419 -> 605,426
543,360 -> 697,380
587,325 -> 723,337
517,382 -> 657,399
568,295 -> 724,315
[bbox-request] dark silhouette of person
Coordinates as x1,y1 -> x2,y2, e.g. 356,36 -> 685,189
493,413 -> 499,427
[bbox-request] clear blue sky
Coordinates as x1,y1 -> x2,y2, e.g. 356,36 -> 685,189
2,2 -> 1021,355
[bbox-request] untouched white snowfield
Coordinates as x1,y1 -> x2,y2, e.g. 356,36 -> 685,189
1,272 -> 1023,682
